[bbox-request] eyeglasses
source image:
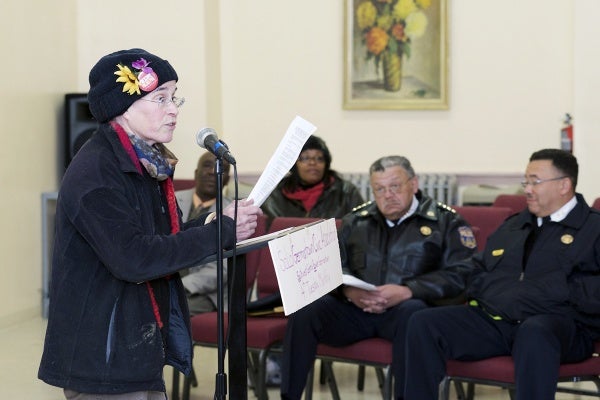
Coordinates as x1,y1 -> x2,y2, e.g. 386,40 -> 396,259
140,96 -> 185,108
520,176 -> 567,188
297,155 -> 326,164
372,177 -> 414,197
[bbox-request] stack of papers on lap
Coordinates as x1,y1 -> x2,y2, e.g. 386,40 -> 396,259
342,274 -> 377,291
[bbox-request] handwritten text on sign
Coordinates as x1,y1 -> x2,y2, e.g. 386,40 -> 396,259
268,218 -> 342,315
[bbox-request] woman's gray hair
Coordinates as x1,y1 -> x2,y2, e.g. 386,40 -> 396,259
369,155 -> 416,178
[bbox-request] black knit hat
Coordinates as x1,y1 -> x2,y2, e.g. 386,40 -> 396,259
87,48 -> 178,122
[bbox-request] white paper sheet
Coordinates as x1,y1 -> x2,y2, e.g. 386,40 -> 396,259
342,274 -> 377,291
247,116 -> 317,207
268,218 -> 342,315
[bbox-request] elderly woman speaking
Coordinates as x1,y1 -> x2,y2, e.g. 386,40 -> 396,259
38,48 -> 261,399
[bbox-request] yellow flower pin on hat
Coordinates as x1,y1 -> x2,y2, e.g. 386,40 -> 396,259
115,64 -> 141,95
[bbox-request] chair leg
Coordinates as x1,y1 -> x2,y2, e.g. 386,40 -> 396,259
381,366 -> 393,400
304,363 -> 315,400
594,377 -> 600,392
508,387 -> 516,400
451,380 -> 466,400
438,376 -> 452,400
465,382 -> 475,400
171,368 -> 180,400
182,367 -> 197,400
319,360 -> 327,385
357,365 -> 366,390
322,361 -> 341,400
256,349 -> 270,400
375,367 -> 385,389
247,352 -> 260,398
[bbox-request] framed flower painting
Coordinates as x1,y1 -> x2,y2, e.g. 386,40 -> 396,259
343,0 -> 448,110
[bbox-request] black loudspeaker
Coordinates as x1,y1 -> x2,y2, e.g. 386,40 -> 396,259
64,93 -> 98,169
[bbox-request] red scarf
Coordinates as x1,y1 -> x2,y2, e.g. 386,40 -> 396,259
112,121 -> 178,328
283,180 -> 325,213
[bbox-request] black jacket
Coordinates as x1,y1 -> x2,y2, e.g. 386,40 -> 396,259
339,192 -> 477,304
467,193 -> 600,338
261,176 -> 364,219
38,123 -> 235,394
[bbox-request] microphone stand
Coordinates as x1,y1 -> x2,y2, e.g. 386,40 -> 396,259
214,156 -> 227,400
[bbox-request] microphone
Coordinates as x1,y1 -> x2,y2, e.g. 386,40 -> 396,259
196,127 -> 236,164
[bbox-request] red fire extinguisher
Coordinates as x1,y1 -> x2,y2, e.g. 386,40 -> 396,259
560,113 -> 573,153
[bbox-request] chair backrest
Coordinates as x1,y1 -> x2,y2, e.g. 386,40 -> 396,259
255,217 -> 323,298
592,197 -> 600,210
243,214 -> 269,293
452,206 -> 513,250
492,194 -> 527,213
173,178 -> 195,191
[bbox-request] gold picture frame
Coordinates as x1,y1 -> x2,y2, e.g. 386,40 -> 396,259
343,0 -> 448,110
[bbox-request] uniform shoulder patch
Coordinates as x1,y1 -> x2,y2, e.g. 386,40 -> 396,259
458,226 -> 477,249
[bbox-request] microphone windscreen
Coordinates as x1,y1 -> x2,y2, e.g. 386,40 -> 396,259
196,127 -> 216,148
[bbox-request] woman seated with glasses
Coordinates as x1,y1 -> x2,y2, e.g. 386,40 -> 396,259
262,135 -> 364,220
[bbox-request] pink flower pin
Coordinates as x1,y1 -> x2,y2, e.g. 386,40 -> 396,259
132,58 -> 154,74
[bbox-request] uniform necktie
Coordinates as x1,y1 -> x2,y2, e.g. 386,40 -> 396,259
523,215 -> 551,264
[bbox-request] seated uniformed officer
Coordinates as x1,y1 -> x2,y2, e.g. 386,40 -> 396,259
280,155 -> 477,400
405,148 -> 600,400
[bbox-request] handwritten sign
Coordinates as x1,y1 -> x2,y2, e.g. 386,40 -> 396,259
268,218 -> 342,315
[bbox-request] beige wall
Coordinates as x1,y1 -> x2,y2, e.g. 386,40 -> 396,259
217,0 -> 574,175
574,1 -> 600,207
1,0 -> 78,325
2,0 -> 599,323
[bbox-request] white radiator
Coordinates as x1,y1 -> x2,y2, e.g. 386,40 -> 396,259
342,173 -> 458,205
417,173 -> 458,205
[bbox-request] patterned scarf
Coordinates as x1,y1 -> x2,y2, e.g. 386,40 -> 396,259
111,121 -> 179,328
128,134 -> 178,181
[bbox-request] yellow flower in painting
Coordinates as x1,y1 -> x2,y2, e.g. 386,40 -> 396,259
357,0 -> 433,69
114,64 -> 140,95
415,0 -> 431,9
392,0 -> 417,21
405,11 -> 428,38
356,1 -> 377,30
365,27 -> 389,55
377,14 -> 394,31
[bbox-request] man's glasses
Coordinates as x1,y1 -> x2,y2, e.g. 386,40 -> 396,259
372,177 -> 414,197
297,155 -> 326,164
520,176 -> 567,188
140,96 -> 185,108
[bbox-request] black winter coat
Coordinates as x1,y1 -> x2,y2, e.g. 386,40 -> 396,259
261,176 -> 364,219
339,192 -> 477,304
467,194 -> 600,338
38,123 -> 235,394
